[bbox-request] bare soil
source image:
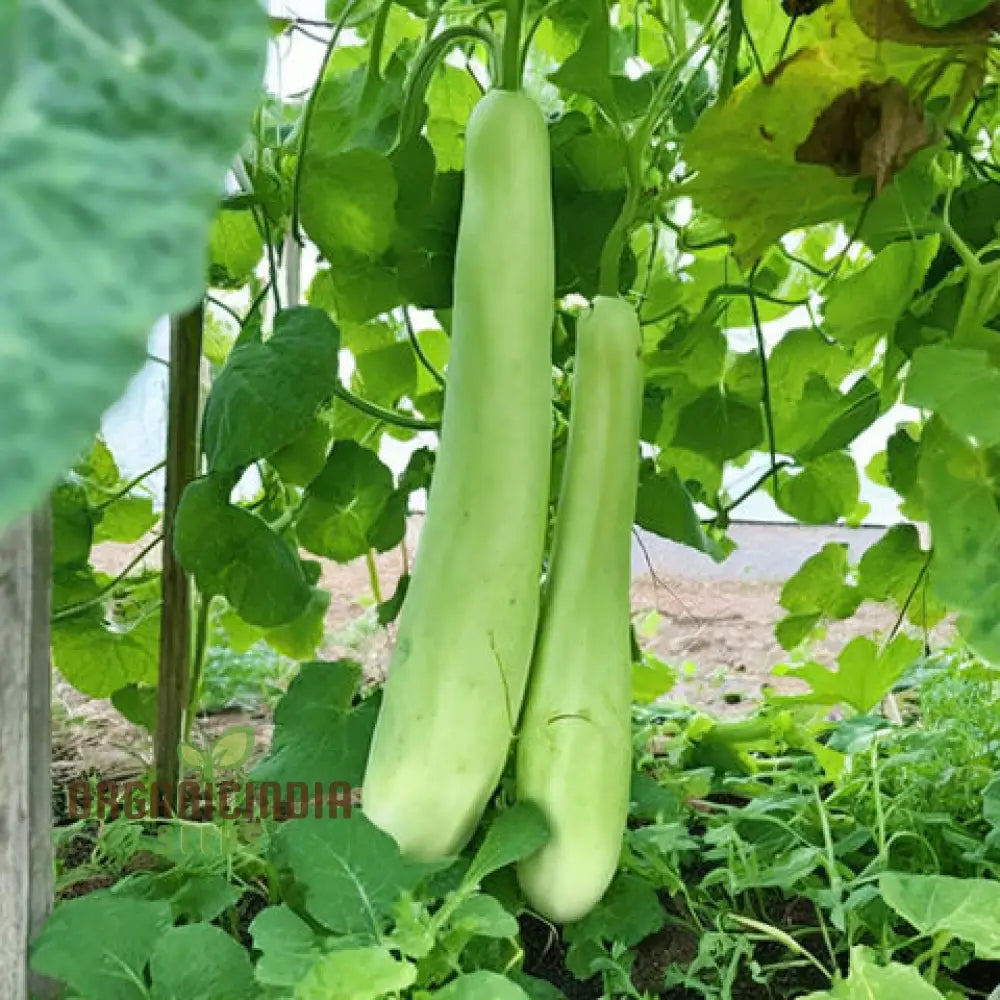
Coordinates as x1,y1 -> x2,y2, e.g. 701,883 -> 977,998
631,574 -> 900,713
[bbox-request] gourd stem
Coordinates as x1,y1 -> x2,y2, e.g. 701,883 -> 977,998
597,140 -> 642,297
362,0 -> 394,103
500,0 -> 525,89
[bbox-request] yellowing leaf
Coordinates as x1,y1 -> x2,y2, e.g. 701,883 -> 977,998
683,0 -> 954,260
685,47 -> 865,262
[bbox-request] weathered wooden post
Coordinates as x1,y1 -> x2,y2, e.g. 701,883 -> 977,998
0,511 -> 54,998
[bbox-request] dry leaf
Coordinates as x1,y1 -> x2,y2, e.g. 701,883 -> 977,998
850,0 -> 1000,46
795,78 -> 932,193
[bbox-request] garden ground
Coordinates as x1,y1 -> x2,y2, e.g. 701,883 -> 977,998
51,522 -> 924,786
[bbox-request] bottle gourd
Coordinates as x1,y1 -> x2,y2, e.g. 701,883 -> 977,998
515,296 -> 643,923
362,89 -> 555,861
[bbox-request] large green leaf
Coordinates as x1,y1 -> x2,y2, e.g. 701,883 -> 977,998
771,452 -> 867,525
547,0 -> 618,120
824,237 -> 939,343
95,495 -> 158,545
563,875 -> 665,978
773,634 -> 922,712
635,465 -> 727,560
857,523 -> 945,627
262,588 -> 331,661
918,419 -> 1000,659
297,441 -> 405,562
208,208 -> 263,287
425,65 -> 481,171
464,803 -> 550,886
250,906 -> 325,988
52,481 -> 94,568
644,313 -> 727,393
0,1 -> 266,528
776,543 -> 863,650
306,41 -> 406,158
553,187 -> 633,298
309,260 -> 400,326
300,148 -> 398,262
731,330 -> 878,462
267,417 -> 333,488
905,344 -> 1000,446
250,904 -> 323,986
111,683 -> 158,732
251,660 -> 378,788
273,814 -> 436,937
351,330 -> 418,409
880,872 -> 1000,958
202,307 -> 341,474
52,605 -> 160,699
51,565 -> 161,698
149,924 -> 256,1000
30,894 -> 172,1000
431,972 -> 531,1000
985,778 -> 1000,828
296,947 -> 417,1000
61,439 -> 159,546
668,388 -> 762,464
174,475 -> 312,627
802,947 -> 945,1000
447,895 -> 520,940
906,0 -> 997,28
113,869 -> 242,925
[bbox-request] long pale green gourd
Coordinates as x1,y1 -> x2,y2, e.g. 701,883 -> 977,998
516,296 -> 643,923
362,89 -> 555,860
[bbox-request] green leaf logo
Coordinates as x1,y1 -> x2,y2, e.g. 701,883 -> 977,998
212,726 -> 256,770
180,725 -> 256,778
179,742 -> 206,773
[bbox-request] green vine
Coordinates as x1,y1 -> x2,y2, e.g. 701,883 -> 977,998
598,0 -> 727,297
334,383 -> 441,431
717,0 -> 743,103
